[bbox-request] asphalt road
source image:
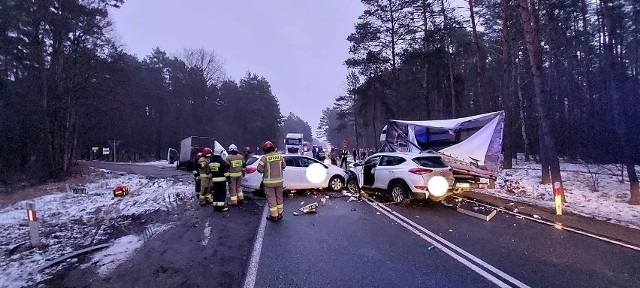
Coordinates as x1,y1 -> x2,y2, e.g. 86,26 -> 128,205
253,193 -> 640,288
59,161 -> 640,288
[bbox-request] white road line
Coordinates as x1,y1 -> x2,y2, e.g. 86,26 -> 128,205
201,220 -> 211,246
368,200 -> 530,288
454,196 -> 640,252
243,204 -> 268,288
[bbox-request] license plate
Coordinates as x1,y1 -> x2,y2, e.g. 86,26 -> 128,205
455,183 -> 470,188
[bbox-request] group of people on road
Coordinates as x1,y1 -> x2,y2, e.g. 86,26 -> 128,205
191,141 -> 286,221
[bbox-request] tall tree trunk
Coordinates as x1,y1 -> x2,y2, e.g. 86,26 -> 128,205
518,0 -> 564,199
501,0 -> 514,168
421,0 -> 431,120
389,1 -> 399,117
601,0 -> 640,205
468,0 -> 487,112
515,58 -> 531,162
440,0 -> 457,117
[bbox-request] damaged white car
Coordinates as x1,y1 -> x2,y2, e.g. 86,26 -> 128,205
346,152 -> 455,206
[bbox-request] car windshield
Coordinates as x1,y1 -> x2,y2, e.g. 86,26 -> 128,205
285,139 -> 302,145
413,156 -> 448,168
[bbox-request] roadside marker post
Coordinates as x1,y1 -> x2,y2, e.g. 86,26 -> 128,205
553,182 -> 563,215
26,201 -> 42,247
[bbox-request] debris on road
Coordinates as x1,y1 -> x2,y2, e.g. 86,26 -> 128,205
298,202 -> 319,214
427,245 -> 436,251
456,200 -> 497,221
113,185 -> 129,197
533,214 -> 542,219
293,212 -> 299,216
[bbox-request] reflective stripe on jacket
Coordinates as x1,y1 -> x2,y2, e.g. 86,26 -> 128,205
225,154 -> 245,178
257,152 -> 286,187
208,156 -> 228,183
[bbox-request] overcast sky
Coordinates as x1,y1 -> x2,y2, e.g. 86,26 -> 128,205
109,0 -> 365,137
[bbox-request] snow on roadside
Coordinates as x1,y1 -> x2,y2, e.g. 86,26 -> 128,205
80,223 -> 173,277
115,160 -> 176,168
481,156 -> 640,230
0,169 -> 191,288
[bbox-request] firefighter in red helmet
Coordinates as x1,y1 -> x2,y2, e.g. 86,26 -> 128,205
198,147 -> 213,205
257,141 -> 286,221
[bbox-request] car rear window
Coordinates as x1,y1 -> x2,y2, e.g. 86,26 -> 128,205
413,156 -> 448,168
246,157 -> 259,166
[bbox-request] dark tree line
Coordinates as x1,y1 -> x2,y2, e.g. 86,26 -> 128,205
0,0 -> 284,184
318,0 -> 640,204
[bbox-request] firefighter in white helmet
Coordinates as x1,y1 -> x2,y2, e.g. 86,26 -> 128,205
209,145 -> 229,212
225,144 -> 245,206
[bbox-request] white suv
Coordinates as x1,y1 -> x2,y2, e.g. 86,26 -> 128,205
347,152 -> 455,206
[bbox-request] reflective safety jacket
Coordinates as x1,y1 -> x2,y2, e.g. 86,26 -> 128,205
225,153 -> 245,178
341,149 -> 349,159
257,151 -> 286,187
198,156 -> 211,179
208,155 -> 228,183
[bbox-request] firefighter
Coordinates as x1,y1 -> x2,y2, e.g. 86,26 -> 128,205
209,146 -> 229,212
257,141 -> 286,221
225,144 -> 245,206
243,146 -> 253,161
329,147 -> 338,166
192,152 -> 203,198
198,148 -> 213,206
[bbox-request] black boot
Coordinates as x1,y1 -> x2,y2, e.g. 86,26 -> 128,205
266,215 -> 278,221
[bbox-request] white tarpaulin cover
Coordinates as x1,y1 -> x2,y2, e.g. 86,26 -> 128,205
390,111 -> 502,131
381,111 -> 505,177
439,115 -> 500,166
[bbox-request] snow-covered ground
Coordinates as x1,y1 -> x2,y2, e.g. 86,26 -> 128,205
0,169 -> 192,288
115,160 -> 176,168
482,155 -> 640,229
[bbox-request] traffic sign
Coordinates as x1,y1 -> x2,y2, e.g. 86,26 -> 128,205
103,148 -> 110,155
107,140 -> 121,149
91,147 -> 98,152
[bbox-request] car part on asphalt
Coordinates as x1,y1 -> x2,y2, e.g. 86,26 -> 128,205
299,202 -> 319,214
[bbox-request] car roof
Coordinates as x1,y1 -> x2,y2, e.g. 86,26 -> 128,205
372,151 -> 441,158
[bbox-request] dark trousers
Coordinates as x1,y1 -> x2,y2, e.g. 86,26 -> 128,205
340,157 -> 348,169
212,182 -> 227,210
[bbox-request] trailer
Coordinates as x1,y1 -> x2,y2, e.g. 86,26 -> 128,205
169,136 -> 227,170
379,111 -> 505,190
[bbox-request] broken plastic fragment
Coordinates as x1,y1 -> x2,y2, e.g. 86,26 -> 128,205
427,245 -> 435,251
533,215 -> 541,219
293,212 -> 299,216
299,202 -> 319,214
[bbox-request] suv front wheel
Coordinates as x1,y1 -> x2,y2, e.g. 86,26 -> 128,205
390,183 -> 411,207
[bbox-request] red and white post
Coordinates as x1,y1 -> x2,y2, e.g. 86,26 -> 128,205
26,201 -> 41,246
553,182 -> 563,216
